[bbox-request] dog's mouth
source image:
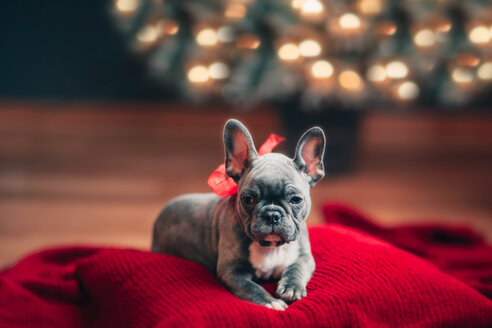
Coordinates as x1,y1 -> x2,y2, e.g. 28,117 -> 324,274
258,234 -> 287,247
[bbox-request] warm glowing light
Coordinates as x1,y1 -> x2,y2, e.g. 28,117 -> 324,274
456,52 -> 481,67
339,70 -> 364,91
188,65 -> 210,83
160,20 -> 179,35
451,67 -> 473,84
116,0 -> 139,13
469,26 -> 491,44
137,25 -> 160,43
299,39 -> 322,57
301,0 -> 324,14
436,21 -> 452,33
291,0 -> 306,9
358,0 -> 382,15
339,13 -> 361,29
311,60 -> 334,79
397,81 -> 419,100
375,20 -> 397,36
386,61 -> 408,79
367,64 -> 386,82
225,4 -> 247,19
236,34 -> 260,49
196,28 -> 219,46
209,62 -> 230,80
278,43 -> 300,61
414,29 -> 436,47
477,62 -> 492,81
218,26 -> 235,42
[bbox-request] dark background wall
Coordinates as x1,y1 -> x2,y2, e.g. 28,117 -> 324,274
0,1 -> 171,100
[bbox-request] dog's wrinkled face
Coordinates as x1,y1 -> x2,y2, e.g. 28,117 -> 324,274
237,154 -> 311,246
224,119 -> 326,247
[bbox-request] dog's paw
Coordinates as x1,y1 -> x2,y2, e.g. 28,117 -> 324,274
276,283 -> 307,303
264,299 -> 288,311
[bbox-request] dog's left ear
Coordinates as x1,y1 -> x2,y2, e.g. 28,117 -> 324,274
224,119 -> 258,182
293,127 -> 326,186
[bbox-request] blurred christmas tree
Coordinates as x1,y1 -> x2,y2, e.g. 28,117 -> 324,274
110,0 -> 492,109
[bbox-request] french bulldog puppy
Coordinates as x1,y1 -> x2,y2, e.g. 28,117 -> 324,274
152,119 -> 325,310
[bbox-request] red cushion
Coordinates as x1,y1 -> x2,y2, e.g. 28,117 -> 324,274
1,223 -> 491,327
323,202 -> 492,299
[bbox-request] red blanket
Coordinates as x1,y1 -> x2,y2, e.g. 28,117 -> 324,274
322,203 -> 492,300
1,204 -> 491,327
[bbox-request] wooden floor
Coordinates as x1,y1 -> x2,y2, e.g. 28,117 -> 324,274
1,102 -> 491,268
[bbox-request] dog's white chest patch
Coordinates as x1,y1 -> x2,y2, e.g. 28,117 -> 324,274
249,241 -> 299,280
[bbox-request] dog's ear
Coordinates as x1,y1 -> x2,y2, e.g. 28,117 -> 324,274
224,119 -> 258,182
293,127 -> 326,186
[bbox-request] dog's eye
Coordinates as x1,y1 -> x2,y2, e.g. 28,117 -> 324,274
289,196 -> 303,205
241,195 -> 256,205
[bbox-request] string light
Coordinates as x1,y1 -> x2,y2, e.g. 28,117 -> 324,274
299,0 -> 324,21
115,0 -> 140,14
451,67 -> 473,84
114,0 -> 492,104
278,43 -> 300,61
477,62 -> 492,81
236,34 -> 260,49
196,28 -> 219,46
137,24 -> 160,44
397,81 -> 419,100
209,62 -> 230,80
414,29 -> 436,48
375,20 -> 397,36
301,0 -> 324,14
225,4 -> 247,19
339,13 -> 361,30
357,0 -> 383,16
386,61 -> 408,79
436,20 -> 452,33
291,0 -> 305,10
367,64 -> 386,82
299,39 -> 321,57
469,25 -> 491,44
160,19 -> 179,35
311,60 -> 334,79
188,65 -> 210,83
456,52 -> 481,67
339,70 -> 364,91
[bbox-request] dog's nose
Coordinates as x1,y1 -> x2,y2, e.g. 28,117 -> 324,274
265,211 -> 281,225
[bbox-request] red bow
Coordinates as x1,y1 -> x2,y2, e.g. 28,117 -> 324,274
208,134 -> 285,199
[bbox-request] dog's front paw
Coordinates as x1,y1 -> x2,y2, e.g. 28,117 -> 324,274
264,298 -> 288,311
276,282 -> 307,303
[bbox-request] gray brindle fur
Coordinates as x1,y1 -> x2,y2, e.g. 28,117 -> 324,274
152,119 -> 325,310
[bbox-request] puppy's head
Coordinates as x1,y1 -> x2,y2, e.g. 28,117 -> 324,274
224,119 -> 325,247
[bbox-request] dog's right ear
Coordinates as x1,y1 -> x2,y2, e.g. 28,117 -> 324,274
224,119 -> 258,182
293,126 -> 326,186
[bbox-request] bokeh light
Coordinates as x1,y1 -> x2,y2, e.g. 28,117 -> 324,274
339,70 -> 364,91
278,43 -> 300,61
386,61 -> 409,79
188,65 -> 210,83
311,60 -> 334,79
299,39 -> 322,57
196,28 -> 219,46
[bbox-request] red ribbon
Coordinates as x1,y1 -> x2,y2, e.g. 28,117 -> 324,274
208,134 -> 285,199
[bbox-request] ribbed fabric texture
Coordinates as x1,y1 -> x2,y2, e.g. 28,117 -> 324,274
323,202 -> 492,300
0,204 -> 491,327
